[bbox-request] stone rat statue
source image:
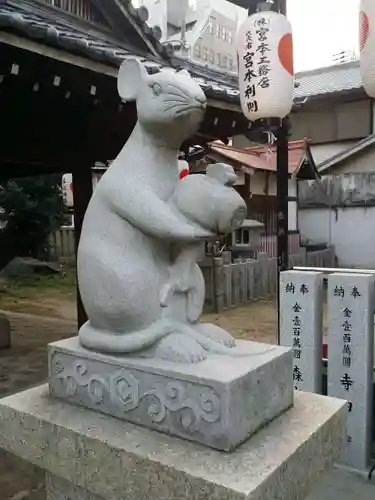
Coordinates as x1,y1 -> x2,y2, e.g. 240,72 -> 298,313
77,58 -> 270,363
159,163 -> 246,328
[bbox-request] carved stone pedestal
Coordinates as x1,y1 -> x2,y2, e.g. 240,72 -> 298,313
48,337 -> 293,451
0,385 -> 346,500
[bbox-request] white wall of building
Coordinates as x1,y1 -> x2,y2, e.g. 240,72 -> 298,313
299,207 -> 375,268
288,201 -> 297,231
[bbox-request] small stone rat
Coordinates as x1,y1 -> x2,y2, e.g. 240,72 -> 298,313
160,163 -> 247,328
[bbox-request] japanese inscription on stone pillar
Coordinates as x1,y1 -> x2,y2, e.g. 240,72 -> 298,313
280,271 -> 323,393
327,273 -> 374,473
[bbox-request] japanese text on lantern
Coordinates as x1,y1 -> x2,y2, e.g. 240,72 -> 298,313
333,283 -> 361,445
284,281 -> 309,390
243,16 -> 271,114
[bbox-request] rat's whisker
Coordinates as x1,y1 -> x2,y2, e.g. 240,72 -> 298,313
166,90 -> 186,100
167,85 -> 190,100
163,98 -> 186,105
175,105 -> 198,115
164,103 -> 187,112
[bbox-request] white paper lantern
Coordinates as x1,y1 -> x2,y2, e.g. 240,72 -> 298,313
237,11 -> 294,121
360,0 -> 375,98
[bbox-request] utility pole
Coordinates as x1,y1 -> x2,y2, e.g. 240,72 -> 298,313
233,0 -> 290,343
275,0 -> 289,344
247,0 -> 289,343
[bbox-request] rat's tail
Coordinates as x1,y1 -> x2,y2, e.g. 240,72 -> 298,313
79,319 -> 173,354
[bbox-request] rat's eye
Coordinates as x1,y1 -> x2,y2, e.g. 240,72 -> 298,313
152,83 -> 162,96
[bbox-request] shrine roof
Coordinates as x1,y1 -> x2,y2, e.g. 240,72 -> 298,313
2,2 -> 361,108
208,139 -> 318,179
0,1 -> 241,105
0,1 -> 166,62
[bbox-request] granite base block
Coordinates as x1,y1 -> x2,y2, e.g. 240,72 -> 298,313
46,474 -> 103,500
48,337 -> 293,451
0,385 -> 346,500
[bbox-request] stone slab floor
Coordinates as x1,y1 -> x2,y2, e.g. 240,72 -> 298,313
307,468 -> 375,500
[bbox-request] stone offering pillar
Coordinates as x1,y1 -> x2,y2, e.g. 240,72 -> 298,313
327,273 -> 374,474
280,271 -> 324,393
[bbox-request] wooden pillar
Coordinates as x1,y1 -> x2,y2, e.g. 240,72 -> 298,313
72,164 -> 93,329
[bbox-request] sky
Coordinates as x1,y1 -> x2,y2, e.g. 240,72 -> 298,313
132,0 -> 360,72
287,0 -> 359,71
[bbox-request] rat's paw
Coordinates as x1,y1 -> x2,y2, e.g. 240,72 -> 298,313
195,323 -> 236,348
154,333 -> 207,364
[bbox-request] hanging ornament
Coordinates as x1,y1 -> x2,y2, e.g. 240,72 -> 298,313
237,10 -> 294,121
360,0 -> 375,98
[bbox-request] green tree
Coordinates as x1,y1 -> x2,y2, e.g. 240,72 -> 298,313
0,175 -> 65,267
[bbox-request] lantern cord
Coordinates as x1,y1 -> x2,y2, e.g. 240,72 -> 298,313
264,131 -> 277,145
263,131 -> 277,162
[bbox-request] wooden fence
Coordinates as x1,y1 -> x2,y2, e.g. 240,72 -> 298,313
49,227 -> 75,261
50,227 -> 301,262
200,246 -> 336,313
259,232 -> 300,258
49,228 -> 335,313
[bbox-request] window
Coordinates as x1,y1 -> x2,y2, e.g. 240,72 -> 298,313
194,43 -> 202,58
209,50 -> 215,64
222,26 -> 227,40
216,24 -> 221,38
202,47 -> 208,61
236,229 -> 250,246
228,30 -> 233,43
222,56 -> 228,68
208,17 -> 214,34
216,53 -> 221,66
228,58 -> 234,70
41,0 -> 105,24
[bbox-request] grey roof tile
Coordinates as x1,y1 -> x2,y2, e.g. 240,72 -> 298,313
1,3 -> 364,105
0,2 -> 241,104
295,61 -> 362,99
318,133 -> 375,173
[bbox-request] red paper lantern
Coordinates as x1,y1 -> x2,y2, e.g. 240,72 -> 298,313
360,0 -> 375,98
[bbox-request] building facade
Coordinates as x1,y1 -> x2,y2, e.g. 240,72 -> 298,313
191,7 -> 238,72
140,0 -> 244,72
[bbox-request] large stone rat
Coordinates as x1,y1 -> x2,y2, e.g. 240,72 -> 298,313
78,58 -> 271,363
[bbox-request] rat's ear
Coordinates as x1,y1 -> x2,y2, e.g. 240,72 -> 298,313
117,58 -> 148,102
178,69 -> 191,78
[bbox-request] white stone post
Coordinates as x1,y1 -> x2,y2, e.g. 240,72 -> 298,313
280,271 -> 324,393
327,273 -> 374,474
